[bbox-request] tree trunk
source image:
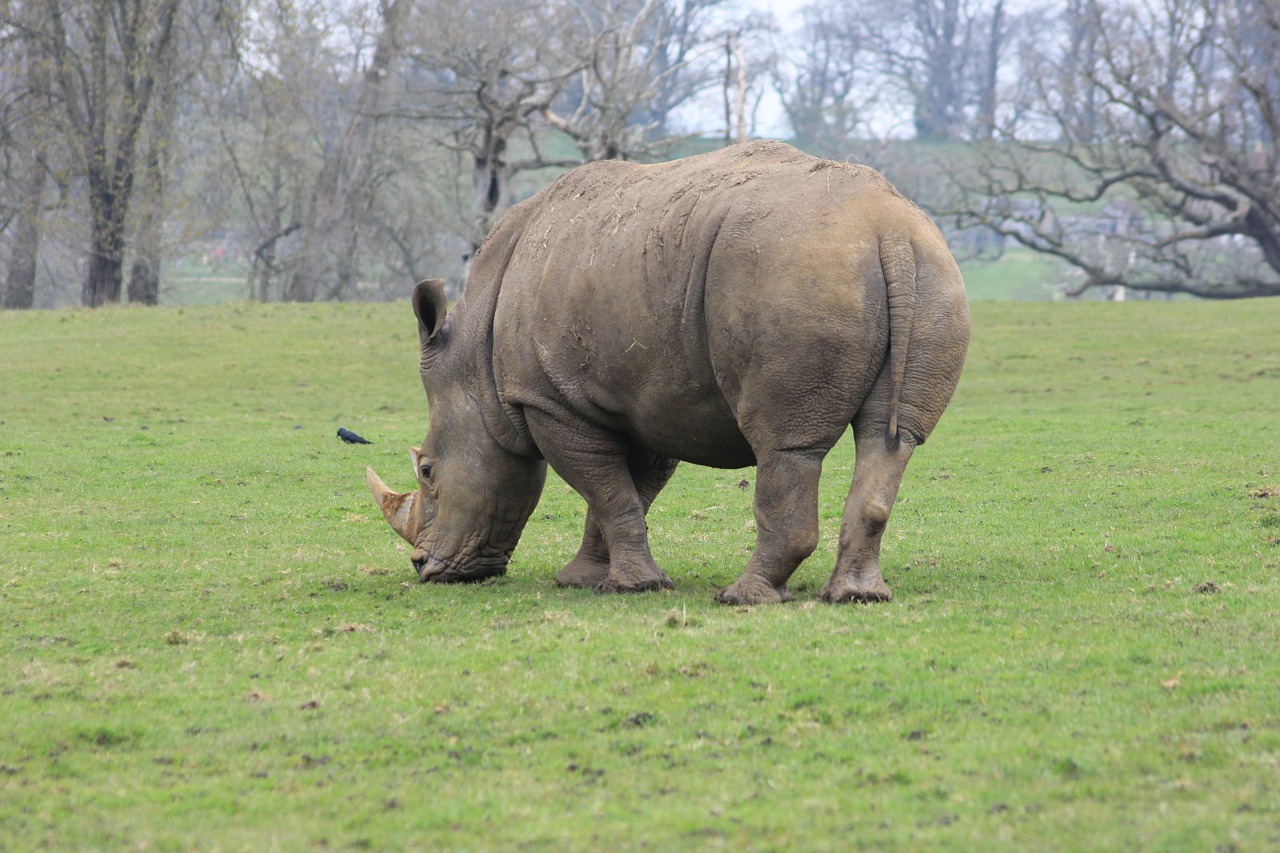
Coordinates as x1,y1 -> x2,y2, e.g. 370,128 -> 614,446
4,21 -> 52,310
723,32 -> 735,146
128,20 -> 179,307
471,138 -> 513,251
3,154 -> 44,310
735,39 -> 749,144
84,231 -> 125,308
251,223 -> 299,302
82,169 -> 128,307
912,0 -> 965,142
975,0 -> 1004,140
45,0 -> 181,308
1063,0 -> 1101,142
128,152 -> 164,305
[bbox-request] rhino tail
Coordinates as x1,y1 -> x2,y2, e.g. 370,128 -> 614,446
880,237 -> 917,453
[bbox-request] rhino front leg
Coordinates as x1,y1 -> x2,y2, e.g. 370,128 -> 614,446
717,450 -> 823,605
527,411 -> 675,593
820,429 -> 915,603
556,451 -> 678,589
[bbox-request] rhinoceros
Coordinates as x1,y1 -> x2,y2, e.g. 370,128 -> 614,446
366,140 -> 969,604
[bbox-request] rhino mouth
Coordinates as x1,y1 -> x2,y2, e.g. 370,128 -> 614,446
413,553 -> 508,584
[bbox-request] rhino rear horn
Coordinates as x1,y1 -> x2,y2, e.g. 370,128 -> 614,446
366,467 -> 419,544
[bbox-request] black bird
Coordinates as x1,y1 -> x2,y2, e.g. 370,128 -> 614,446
337,427 -> 372,445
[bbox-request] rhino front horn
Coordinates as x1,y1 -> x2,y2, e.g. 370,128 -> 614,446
366,467 -> 419,544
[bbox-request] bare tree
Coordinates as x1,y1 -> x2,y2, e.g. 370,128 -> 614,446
544,0 -> 695,161
973,0 -> 1005,141
938,0 -> 1280,298
719,21 -> 772,145
849,0 -> 1012,141
2,8 -> 54,310
773,2 -> 873,156
1058,0 -> 1104,143
284,0 -> 412,302
199,0 -> 318,302
866,0 -> 975,141
191,0 -> 476,303
124,2 -> 185,305
201,0 -> 400,303
3,0 -> 800,311
402,0 -> 587,249
633,0 -> 733,138
209,75 -> 308,304
37,0 -> 182,307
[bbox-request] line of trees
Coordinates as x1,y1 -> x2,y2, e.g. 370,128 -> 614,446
3,0 -> 1278,308
1,0 -> 755,308
933,0 -> 1280,299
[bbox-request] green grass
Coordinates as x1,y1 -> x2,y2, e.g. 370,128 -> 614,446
2,298 -> 1278,850
161,260 -> 251,306
959,249 -> 1065,300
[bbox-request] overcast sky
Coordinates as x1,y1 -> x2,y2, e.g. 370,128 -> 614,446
748,0 -> 807,26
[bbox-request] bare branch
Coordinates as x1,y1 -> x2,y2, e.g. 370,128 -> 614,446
933,0 -> 1280,299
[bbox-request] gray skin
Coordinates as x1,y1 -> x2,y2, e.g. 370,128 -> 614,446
367,140 -> 969,605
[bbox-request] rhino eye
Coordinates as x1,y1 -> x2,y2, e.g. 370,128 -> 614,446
419,463 -> 434,481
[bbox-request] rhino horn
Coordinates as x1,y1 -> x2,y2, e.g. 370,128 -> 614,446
366,467 -> 419,543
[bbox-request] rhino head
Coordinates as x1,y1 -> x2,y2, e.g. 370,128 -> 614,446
366,279 -> 547,582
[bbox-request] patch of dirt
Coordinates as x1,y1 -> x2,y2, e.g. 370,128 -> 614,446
565,764 -> 606,784
624,711 -> 656,728
1248,485 -> 1279,498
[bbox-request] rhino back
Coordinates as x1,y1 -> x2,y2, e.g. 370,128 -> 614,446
489,141 -> 956,467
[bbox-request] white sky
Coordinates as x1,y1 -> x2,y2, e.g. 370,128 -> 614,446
749,0 -> 808,26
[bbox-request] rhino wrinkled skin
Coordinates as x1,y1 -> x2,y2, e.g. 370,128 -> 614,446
367,141 -> 969,604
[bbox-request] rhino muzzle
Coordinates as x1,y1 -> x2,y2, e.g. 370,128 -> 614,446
370,466 -> 521,583
412,549 -> 508,584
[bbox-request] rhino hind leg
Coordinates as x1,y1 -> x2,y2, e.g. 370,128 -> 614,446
820,423 -> 916,604
717,449 -> 824,606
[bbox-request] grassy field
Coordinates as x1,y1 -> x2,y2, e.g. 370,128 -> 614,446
1,297 -> 1278,850
958,251 -> 1065,301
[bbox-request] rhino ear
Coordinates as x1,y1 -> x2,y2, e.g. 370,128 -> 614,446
413,279 -> 449,345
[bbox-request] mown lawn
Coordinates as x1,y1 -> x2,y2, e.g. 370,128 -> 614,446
958,249 -> 1064,301
1,297 -> 1277,850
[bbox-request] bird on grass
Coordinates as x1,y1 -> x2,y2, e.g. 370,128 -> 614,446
337,427 -> 371,445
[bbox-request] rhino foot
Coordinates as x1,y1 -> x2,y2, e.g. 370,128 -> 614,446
593,562 -> 675,594
819,573 -> 894,604
716,578 -> 795,606
556,557 -> 611,588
